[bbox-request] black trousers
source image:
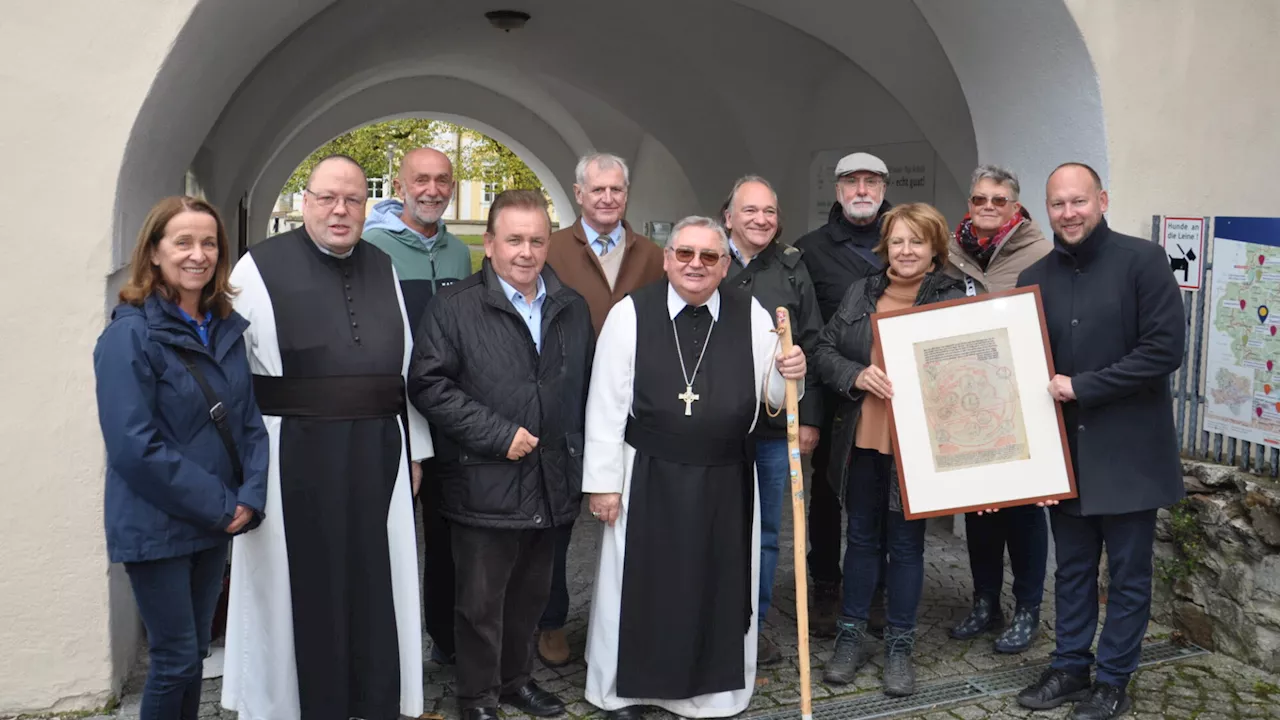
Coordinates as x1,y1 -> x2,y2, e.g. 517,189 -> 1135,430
1049,508 -> 1157,688
420,462 -> 456,657
965,504 -> 1049,608
453,524 -> 557,708
807,417 -> 844,586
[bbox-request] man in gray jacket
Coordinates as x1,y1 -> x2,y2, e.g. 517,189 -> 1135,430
719,175 -> 823,666
363,146 -> 474,667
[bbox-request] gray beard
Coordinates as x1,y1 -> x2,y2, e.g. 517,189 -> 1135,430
408,200 -> 444,228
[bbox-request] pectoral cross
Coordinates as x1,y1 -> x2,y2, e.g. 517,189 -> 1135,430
678,384 -> 700,416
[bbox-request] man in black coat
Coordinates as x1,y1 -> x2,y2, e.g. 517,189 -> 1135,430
409,189 -> 595,720
719,175 -> 824,664
1014,164 -> 1185,720
794,152 -> 892,634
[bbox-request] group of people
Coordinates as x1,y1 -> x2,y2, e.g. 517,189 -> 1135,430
94,145 -> 1184,720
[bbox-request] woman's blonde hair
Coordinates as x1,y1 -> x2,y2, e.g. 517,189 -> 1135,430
874,203 -> 951,271
118,196 -> 237,318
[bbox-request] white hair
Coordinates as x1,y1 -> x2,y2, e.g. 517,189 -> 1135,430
575,153 -> 630,187
668,216 -> 730,254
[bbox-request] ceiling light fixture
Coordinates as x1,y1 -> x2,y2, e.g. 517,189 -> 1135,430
485,10 -> 531,32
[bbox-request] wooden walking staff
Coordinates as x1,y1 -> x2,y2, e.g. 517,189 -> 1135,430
773,306 -> 813,720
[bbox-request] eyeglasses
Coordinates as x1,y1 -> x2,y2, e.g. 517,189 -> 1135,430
305,189 -> 365,210
838,176 -> 885,190
670,247 -> 725,266
970,195 -> 1011,208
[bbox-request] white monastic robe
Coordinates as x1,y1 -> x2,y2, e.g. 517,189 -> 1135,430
584,283 -> 799,718
221,229 -> 432,720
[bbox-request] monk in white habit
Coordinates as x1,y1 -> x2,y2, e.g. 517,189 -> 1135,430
221,155 -> 432,720
583,216 -> 807,719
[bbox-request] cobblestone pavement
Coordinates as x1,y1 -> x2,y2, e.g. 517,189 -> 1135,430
41,502 -> 1280,720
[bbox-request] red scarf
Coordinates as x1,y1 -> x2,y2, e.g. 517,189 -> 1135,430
955,210 -> 1026,270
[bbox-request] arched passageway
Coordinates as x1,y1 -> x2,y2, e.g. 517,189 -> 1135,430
102,0 -> 1106,687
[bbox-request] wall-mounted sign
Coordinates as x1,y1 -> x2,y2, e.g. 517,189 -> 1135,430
1159,216 -> 1206,290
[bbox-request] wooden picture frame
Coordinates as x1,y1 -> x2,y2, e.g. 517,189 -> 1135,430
870,286 -> 1077,520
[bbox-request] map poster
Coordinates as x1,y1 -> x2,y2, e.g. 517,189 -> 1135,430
913,328 -> 1031,472
1204,217 -> 1280,447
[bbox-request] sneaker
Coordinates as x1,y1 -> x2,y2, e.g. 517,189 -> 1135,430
949,596 -> 1004,640
822,619 -> 872,685
994,606 -> 1039,654
882,626 -> 916,697
1016,667 -> 1092,710
1071,682 -> 1132,720
810,581 -> 840,638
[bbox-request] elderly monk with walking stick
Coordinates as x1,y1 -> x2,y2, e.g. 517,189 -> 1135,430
581,216 -> 807,719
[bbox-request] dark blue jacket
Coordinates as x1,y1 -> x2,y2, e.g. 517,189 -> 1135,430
94,294 -> 269,563
1017,219 -> 1186,516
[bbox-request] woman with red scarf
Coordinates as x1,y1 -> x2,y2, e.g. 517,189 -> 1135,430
943,165 -> 1053,654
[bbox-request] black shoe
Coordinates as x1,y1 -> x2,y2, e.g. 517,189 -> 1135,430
499,681 -> 565,717
1016,668 -> 1092,710
462,707 -> 499,720
811,581 -> 840,638
758,633 -> 783,666
1071,682 -> 1132,720
823,619 -> 873,685
949,596 -> 1004,640
994,606 -> 1039,654
606,706 -> 647,720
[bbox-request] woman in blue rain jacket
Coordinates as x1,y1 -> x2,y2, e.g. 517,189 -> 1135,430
94,196 -> 268,720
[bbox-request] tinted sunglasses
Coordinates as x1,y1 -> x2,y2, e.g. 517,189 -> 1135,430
970,195 -> 1011,208
670,247 -> 725,265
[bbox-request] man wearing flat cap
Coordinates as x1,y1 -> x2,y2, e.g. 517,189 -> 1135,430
793,151 -> 893,638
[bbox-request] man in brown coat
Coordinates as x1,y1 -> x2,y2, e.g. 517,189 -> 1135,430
546,153 -> 665,336
539,151 -> 664,665
943,164 -> 1053,655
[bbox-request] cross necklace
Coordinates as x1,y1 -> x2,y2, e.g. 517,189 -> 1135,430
672,311 -> 716,416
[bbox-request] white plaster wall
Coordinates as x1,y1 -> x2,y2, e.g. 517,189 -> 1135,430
914,0 -> 1107,231
0,0 -> 207,712
1067,0 -> 1280,236
624,134 -> 703,230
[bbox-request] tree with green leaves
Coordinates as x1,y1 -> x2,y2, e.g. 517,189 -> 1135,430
282,119 -> 545,199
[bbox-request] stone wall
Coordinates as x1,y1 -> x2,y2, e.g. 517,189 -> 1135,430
1152,460 -> 1280,672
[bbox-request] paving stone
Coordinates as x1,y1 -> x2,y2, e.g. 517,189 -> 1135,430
87,504 -> 1280,720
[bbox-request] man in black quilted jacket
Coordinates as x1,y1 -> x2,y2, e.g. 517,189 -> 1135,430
409,189 -> 595,720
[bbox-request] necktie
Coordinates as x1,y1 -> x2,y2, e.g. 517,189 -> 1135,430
594,234 -> 612,256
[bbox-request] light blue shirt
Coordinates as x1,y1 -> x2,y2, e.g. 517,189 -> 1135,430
728,237 -> 750,266
496,274 -> 548,352
582,219 -> 623,257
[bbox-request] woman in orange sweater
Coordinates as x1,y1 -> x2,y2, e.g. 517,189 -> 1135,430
810,203 -> 965,696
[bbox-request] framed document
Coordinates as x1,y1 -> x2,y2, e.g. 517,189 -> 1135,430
871,286 -> 1076,519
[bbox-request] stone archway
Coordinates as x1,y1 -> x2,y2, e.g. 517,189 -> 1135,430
99,0 -> 1107,704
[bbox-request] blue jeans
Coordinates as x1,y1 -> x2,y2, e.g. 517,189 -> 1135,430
754,438 -> 789,628
840,449 -> 926,630
125,543 -> 229,720
965,504 -> 1049,608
